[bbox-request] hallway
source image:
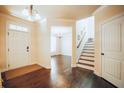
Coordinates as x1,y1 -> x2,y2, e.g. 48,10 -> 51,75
1,5 -> 124,88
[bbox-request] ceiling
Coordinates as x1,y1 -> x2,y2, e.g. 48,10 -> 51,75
0,5 -> 100,20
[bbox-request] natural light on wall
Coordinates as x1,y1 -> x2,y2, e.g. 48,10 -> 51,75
9,24 -> 28,32
51,36 -> 56,52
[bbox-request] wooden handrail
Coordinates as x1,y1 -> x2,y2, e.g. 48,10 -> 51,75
77,32 -> 86,48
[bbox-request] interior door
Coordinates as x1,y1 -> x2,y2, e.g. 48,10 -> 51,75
102,15 -> 124,87
8,30 -> 29,70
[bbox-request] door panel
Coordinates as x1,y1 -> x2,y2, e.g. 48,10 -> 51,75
8,30 -> 29,69
102,16 -> 124,87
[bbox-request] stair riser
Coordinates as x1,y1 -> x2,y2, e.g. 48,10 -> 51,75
81,53 -> 94,56
82,52 -> 94,54
77,64 -> 94,71
83,48 -> 94,50
80,59 -> 94,62
85,42 -> 94,44
83,50 -> 94,52
85,45 -> 94,46
79,60 -> 94,65
80,56 -> 94,60
86,42 -> 94,44
81,55 -> 94,57
84,46 -> 94,48
83,48 -> 95,51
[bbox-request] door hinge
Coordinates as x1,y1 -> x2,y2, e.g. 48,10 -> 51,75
101,53 -> 104,55
8,64 -> 10,67
8,48 -> 9,52
8,32 -> 9,35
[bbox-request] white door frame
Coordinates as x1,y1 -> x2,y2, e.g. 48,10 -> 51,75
100,12 -> 124,77
5,21 -> 31,71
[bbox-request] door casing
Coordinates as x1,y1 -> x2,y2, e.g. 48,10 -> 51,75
6,21 -> 31,71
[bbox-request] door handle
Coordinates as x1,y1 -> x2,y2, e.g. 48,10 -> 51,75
27,50 -> 29,52
27,46 -> 29,49
27,46 -> 29,52
101,53 -> 104,55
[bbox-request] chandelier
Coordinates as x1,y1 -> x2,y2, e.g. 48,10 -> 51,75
22,5 -> 41,21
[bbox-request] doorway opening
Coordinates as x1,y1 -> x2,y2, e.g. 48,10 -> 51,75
50,26 -> 72,73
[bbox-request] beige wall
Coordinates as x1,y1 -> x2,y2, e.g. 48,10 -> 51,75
0,13 -> 37,71
36,19 -> 51,68
94,5 -> 124,76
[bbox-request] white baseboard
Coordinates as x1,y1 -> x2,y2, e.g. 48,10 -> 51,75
71,63 -> 77,67
45,66 -> 51,69
94,70 -> 101,77
37,63 -> 51,69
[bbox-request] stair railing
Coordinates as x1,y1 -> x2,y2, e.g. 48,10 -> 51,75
76,31 -> 88,63
77,32 -> 86,48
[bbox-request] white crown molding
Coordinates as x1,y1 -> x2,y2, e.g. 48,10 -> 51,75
71,63 -> 77,67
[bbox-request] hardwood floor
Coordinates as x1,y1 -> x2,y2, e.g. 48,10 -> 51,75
50,55 -> 115,88
1,64 -> 51,88
2,55 -> 116,88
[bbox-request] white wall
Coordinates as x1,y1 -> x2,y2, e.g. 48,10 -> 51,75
51,35 -> 61,56
51,26 -> 72,56
76,18 -> 87,46
60,33 -> 72,56
76,16 -> 94,46
51,35 -> 57,55
37,19 -> 51,69
86,16 -> 94,38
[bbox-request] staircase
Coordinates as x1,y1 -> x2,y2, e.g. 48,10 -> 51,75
77,38 -> 95,71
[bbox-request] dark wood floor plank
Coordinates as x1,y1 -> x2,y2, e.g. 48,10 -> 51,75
1,55 -> 116,88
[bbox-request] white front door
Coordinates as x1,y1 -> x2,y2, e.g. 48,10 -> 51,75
102,15 -> 124,87
8,30 -> 30,70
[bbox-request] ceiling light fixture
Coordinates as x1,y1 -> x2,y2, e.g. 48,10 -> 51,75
22,5 -> 41,21
57,33 -> 63,38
